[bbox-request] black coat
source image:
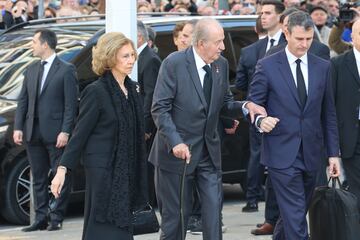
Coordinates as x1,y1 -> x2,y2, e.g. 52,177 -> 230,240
137,45 -> 161,135
331,50 -> 360,159
60,74 -> 148,238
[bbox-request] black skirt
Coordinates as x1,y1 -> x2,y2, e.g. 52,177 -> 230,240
82,167 -> 133,240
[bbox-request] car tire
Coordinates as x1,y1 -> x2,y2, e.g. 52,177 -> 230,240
1,156 -> 30,225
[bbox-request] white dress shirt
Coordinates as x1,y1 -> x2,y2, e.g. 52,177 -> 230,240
193,47 -> 209,87
40,53 -> 56,92
285,47 -> 309,94
137,42 -> 147,55
266,29 -> 283,52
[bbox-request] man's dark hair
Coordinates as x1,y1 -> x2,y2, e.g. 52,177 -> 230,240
35,29 -> 57,50
287,11 -> 314,33
280,7 -> 301,24
261,0 -> 285,14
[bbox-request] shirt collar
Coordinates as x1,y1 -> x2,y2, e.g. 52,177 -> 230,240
193,46 -> 208,71
137,43 -> 148,55
285,46 -> 308,65
268,29 -> 283,43
353,47 -> 360,63
43,53 -> 56,65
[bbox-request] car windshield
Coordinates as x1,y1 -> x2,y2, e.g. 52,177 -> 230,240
0,28 -> 95,100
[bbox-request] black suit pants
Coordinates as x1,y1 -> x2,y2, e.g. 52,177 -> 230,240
246,126 -> 265,203
26,121 -> 70,223
342,127 -> 360,215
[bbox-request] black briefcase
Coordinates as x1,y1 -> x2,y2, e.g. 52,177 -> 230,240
309,178 -> 360,240
133,204 -> 160,235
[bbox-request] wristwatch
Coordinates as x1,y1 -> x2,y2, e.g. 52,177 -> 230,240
57,166 -> 67,174
256,116 -> 265,128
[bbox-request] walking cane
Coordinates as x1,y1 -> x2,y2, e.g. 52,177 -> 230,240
180,145 -> 191,240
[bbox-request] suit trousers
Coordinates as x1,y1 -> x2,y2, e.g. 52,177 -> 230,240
246,126 -> 265,204
155,151 -> 222,240
342,127 -> 360,216
264,150 -> 327,226
264,177 -> 279,226
270,153 -> 317,240
26,120 -> 70,223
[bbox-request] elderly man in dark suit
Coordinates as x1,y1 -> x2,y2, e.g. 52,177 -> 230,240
13,29 -> 78,232
235,0 -> 285,219
248,12 -> 341,240
331,19 -> 360,215
149,18 -> 265,240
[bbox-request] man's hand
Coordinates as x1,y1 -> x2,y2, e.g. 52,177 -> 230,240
56,132 -> 69,148
51,167 -> 66,199
224,120 -> 239,135
172,143 -> 191,164
245,102 -> 267,123
328,157 -> 341,178
259,116 -> 280,133
13,130 -> 23,145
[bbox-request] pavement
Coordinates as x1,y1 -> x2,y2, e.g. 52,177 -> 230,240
0,185 -> 272,240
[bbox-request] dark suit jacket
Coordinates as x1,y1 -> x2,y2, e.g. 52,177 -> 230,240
149,47 -> 244,174
235,35 -> 287,91
138,45 -> 161,135
331,50 -> 360,159
248,50 -> 339,171
14,56 -> 78,142
266,40 -> 330,60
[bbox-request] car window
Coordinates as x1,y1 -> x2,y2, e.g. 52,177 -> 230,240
0,47 -> 84,100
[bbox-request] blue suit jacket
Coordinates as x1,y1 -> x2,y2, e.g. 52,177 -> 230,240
235,35 -> 287,91
247,50 -> 339,171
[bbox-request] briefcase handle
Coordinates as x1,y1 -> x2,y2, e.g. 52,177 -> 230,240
327,177 -> 342,189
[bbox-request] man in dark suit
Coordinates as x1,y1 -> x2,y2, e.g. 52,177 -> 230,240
251,8 -> 331,236
248,12 -> 341,240
137,20 -> 162,205
13,29 -> 78,232
331,19 -> 360,215
235,0 -> 285,217
149,18 -> 265,240
137,20 -> 161,148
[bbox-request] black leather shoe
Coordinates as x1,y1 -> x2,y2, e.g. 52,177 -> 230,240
242,202 -> 258,212
22,220 -> 48,232
47,222 -> 62,231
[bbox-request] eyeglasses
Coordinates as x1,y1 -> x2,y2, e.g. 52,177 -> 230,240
328,4 -> 339,9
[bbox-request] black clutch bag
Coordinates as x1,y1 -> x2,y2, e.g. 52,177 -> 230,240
133,204 -> 160,235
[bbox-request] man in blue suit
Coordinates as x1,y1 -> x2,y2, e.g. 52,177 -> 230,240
248,12 -> 341,240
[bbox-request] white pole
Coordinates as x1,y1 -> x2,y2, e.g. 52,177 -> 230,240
106,0 -> 137,80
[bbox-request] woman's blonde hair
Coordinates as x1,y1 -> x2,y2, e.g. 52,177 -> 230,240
92,32 -> 137,76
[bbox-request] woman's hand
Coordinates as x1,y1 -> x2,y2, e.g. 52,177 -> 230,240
51,167 -> 67,199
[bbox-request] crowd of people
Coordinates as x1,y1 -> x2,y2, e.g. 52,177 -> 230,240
0,0 -> 104,29
8,0 -> 360,240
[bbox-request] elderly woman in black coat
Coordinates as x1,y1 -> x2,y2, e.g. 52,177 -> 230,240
51,32 -> 148,240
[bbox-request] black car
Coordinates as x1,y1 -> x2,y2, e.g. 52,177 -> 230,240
0,15 -> 258,225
